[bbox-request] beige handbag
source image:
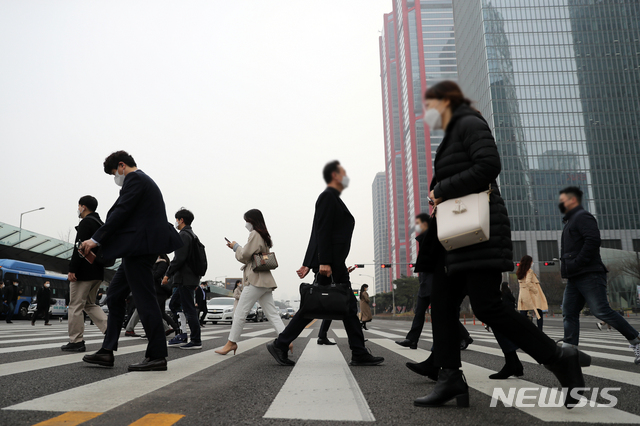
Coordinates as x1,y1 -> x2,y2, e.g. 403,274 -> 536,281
436,186 -> 491,251
252,252 -> 279,272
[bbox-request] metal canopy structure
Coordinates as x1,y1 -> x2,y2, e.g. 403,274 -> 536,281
0,222 -> 119,281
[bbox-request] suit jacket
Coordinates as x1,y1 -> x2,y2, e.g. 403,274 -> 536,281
195,286 -> 206,310
92,170 -> 183,260
69,212 -> 105,281
165,225 -> 200,287
303,187 -> 355,269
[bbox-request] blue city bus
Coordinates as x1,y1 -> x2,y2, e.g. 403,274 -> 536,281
0,259 -> 69,320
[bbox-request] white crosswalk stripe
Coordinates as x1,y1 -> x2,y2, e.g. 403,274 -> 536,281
2,321 -> 640,424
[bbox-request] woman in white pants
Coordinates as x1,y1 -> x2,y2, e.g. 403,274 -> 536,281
216,209 -> 288,355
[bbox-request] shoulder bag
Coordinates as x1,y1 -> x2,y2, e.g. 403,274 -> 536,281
252,252 -> 278,272
299,275 -> 351,320
436,185 -> 491,251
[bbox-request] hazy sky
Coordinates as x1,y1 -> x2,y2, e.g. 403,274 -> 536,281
0,1 -> 392,301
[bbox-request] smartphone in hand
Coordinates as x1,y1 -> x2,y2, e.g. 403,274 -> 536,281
78,248 -> 96,264
224,237 -> 230,243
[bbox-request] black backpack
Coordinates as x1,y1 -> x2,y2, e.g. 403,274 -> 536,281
84,216 -> 116,267
183,229 -> 208,277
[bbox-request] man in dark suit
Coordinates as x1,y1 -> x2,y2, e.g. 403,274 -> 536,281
267,160 -> 384,366
196,283 -> 208,327
80,150 -> 183,371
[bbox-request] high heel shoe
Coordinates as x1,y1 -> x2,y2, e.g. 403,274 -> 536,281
215,341 -> 238,355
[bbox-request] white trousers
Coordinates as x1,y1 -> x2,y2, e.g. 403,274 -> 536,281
228,285 -> 285,343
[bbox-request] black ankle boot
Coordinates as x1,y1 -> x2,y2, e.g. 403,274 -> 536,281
406,354 -> 439,381
414,368 -> 469,407
544,346 -> 585,409
489,351 -> 524,380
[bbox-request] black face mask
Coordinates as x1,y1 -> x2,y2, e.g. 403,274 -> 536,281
558,202 -> 567,214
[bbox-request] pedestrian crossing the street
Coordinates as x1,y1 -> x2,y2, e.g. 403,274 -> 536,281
1,319 -> 640,425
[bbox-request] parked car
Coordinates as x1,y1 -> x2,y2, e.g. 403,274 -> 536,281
27,298 -> 67,318
281,307 -> 295,319
247,303 -> 265,322
204,297 -> 235,324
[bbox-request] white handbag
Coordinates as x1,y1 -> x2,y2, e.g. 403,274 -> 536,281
436,186 -> 491,251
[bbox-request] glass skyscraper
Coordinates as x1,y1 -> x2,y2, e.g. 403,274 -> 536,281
372,172 -> 391,293
452,0 -> 640,266
379,0 -> 458,281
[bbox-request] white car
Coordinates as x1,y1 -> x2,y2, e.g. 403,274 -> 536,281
205,297 -> 235,324
28,298 -> 67,318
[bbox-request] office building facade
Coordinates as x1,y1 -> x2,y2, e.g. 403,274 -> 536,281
372,172 -> 391,293
452,0 -> 640,265
379,0 -> 458,281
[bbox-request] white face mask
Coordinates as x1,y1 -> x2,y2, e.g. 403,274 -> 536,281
175,220 -> 181,230
13,283 -> 18,286
341,174 -> 350,189
44,284 -> 50,288
423,108 -> 442,130
245,222 -> 254,232
77,207 -> 84,219
114,167 -> 125,187
415,224 -> 422,233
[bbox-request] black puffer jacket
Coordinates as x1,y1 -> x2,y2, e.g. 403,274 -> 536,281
431,105 -> 513,275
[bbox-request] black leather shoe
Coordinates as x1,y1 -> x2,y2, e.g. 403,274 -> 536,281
349,353 -> 384,366
460,336 -> 474,351
317,337 -> 337,346
414,369 -> 469,407
406,355 -> 439,381
83,351 -> 114,367
128,357 -> 167,372
267,340 -> 295,366
61,341 -> 86,352
489,351 -> 524,380
544,346 -> 586,409
395,339 -> 418,349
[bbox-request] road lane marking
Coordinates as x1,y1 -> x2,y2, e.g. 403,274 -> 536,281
332,329 -> 348,338
4,337 -> 271,413
305,319 -> 318,328
365,329 -> 403,339
370,338 -> 640,424
264,339 -> 375,422
32,411 -> 102,426
0,329 -> 230,378
128,413 -> 185,426
0,333 -> 105,345
299,329 -> 312,338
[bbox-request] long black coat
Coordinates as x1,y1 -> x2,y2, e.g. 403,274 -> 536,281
35,287 -> 52,310
431,105 -> 513,275
68,212 -> 105,281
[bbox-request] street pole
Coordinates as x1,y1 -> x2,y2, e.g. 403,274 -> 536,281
19,207 -> 45,248
392,283 -> 396,317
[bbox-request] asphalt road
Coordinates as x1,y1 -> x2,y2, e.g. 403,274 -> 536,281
1,314 -> 640,426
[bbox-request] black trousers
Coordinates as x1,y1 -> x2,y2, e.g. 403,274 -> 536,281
431,269 -> 557,369
156,293 -> 179,332
275,266 -> 368,356
103,255 -> 168,359
318,319 -> 332,339
32,308 -> 50,324
405,295 -> 470,344
199,307 -> 208,324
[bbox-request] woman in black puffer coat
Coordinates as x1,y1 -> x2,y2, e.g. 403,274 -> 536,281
413,81 -> 588,410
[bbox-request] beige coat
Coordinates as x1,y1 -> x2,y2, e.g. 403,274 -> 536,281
233,286 -> 242,300
517,269 -> 548,318
360,290 -> 372,322
235,231 -> 276,289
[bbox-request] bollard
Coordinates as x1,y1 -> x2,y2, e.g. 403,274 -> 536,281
463,314 -> 466,325
473,315 -> 476,325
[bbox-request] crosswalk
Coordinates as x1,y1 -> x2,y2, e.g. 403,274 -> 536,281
1,320 -> 640,425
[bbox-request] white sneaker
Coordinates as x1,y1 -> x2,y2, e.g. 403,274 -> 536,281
596,322 -> 603,331
630,343 -> 640,365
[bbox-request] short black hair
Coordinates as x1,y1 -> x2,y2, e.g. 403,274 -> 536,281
559,186 -> 583,203
323,160 -> 341,184
175,208 -> 194,226
78,195 -> 98,212
416,213 -> 431,224
103,151 -> 137,174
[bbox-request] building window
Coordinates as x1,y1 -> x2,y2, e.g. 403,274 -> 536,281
633,239 -> 640,253
537,240 -> 559,263
512,241 -> 527,263
601,239 -> 622,250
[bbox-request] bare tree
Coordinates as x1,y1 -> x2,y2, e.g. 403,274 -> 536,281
58,227 -> 73,243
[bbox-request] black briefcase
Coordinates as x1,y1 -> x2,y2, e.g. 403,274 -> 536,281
299,276 -> 351,320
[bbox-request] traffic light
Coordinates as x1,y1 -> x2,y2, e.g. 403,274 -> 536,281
381,264 -> 391,268
408,263 -> 415,268
355,264 -> 365,269
516,262 -> 520,267
544,261 -> 555,266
